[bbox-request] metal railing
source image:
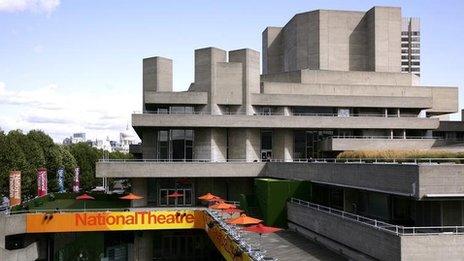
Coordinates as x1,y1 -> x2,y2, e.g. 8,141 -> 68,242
134,110 -> 421,118
327,135 -> 441,140
290,198 -> 464,236
98,157 -> 464,165
9,207 -> 207,215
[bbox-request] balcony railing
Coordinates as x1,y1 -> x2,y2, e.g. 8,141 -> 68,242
289,198 -> 464,235
134,110 -> 421,118
327,136 -> 441,140
99,158 -> 464,165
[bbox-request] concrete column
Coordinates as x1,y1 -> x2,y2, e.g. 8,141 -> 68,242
273,129 -> 294,162
228,129 -> 260,162
132,232 -> 153,261
131,178 -> 148,207
366,7 -> 402,72
262,27 -> 283,74
143,57 -> 172,111
194,47 -> 227,115
193,128 -> 226,162
141,129 -> 156,159
229,49 -> 260,115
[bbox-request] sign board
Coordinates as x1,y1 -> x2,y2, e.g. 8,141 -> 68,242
9,171 -> 21,206
72,167 -> 80,193
26,210 -> 205,233
57,167 -> 65,193
37,168 -> 48,197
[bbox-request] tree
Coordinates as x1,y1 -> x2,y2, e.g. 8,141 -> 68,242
66,143 -> 102,192
59,146 -> 78,192
0,132 -> 28,198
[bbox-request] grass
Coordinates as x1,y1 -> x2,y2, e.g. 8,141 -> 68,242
12,192 -> 130,211
31,199 -> 129,210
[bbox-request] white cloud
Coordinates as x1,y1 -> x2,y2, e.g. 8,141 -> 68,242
0,0 -> 60,15
0,82 -> 141,143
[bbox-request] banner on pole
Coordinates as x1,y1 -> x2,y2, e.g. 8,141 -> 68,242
9,171 -> 21,206
37,168 -> 48,197
73,167 -> 80,193
57,167 -> 65,193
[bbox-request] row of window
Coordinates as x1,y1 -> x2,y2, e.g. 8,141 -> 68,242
402,31 -> 420,36
402,49 -> 420,54
402,43 -> 420,48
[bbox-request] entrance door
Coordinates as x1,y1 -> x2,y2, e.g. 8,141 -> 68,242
159,189 -> 193,207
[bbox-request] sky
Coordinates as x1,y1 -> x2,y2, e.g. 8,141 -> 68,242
0,0 -> 463,143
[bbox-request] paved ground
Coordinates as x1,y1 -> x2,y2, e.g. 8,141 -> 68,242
241,229 -> 346,261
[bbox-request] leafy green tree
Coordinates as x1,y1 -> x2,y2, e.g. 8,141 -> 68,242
0,132 -> 28,198
66,143 -> 103,192
59,146 -> 78,192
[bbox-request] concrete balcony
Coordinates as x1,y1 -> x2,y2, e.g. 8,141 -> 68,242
96,160 -> 266,178
320,137 -> 443,151
266,161 -> 464,198
97,159 -> 464,199
144,91 -> 208,105
132,113 -> 438,130
287,199 -> 464,261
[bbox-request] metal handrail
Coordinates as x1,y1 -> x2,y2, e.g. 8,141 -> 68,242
8,207 -> 207,215
289,198 -> 464,235
327,136 -> 441,140
134,110 -> 421,118
98,157 -> 464,165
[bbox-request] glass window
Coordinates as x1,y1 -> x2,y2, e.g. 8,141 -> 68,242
158,131 -> 169,160
261,130 -> 272,161
294,131 -> 306,159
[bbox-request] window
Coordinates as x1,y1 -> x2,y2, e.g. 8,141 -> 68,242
156,129 -> 194,161
257,106 -> 273,115
261,130 -> 272,161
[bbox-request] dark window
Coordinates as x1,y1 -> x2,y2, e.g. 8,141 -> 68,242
158,130 -> 169,159
261,130 -> 272,161
156,129 -> 194,161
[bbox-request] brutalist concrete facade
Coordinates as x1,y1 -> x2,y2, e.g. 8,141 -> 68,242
95,5 -> 464,261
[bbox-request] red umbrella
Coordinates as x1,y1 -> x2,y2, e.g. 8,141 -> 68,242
76,193 -> 95,210
76,193 -> 95,200
209,202 -> 237,210
167,191 -> 183,198
119,193 -> 143,200
227,214 -> 262,225
244,223 -> 282,235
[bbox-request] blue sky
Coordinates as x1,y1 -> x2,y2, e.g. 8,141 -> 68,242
0,0 -> 463,142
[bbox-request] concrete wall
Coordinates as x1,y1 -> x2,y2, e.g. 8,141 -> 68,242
133,114 -> 439,130
261,69 -> 419,86
194,47 -> 227,114
262,6 -> 402,73
321,138 -> 439,151
144,91 -> 207,105
141,129 -> 156,159
400,234 -> 464,260
215,62 -> 242,105
229,49 -> 260,114
262,27 -> 283,74
418,165 -> 464,198
143,57 -> 173,92
287,202 -> 401,260
273,129 -> 293,161
252,93 -> 432,108
228,129 -> 260,161
267,162 -> 418,197
96,162 -> 266,178
366,7 -> 402,72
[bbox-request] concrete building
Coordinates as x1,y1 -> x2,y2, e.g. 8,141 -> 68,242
401,17 -> 421,76
3,6 -> 463,261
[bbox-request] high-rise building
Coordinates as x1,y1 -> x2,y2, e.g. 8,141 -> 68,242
402,17 -> 421,76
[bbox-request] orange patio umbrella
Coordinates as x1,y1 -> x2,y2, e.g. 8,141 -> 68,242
76,193 -> 95,210
244,223 -> 282,235
227,214 -> 262,225
119,193 -> 144,200
209,202 -> 237,210
198,193 -> 220,201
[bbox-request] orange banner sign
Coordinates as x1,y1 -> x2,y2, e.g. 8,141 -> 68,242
26,210 -> 205,233
9,171 -> 21,206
